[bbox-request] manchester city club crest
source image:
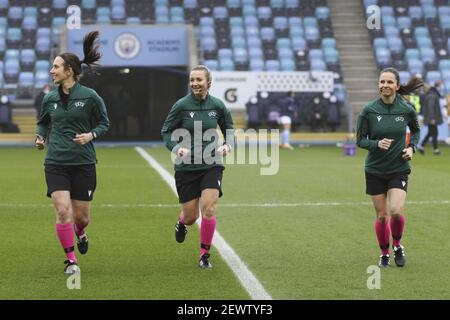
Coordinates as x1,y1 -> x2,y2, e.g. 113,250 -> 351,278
114,33 -> 141,59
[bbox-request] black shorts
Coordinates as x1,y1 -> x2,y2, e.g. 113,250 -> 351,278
365,171 -> 410,196
175,166 -> 224,203
45,164 -> 97,201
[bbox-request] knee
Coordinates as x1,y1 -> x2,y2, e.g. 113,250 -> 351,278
56,205 -> 72,223
376,211 -> 388,223
183,209 -> 199,225
202,203 -> 216,219
390,211 -> 403,220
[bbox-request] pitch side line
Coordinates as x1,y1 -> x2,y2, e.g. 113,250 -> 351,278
2,200 -> 450,209
134,147 -> 272,300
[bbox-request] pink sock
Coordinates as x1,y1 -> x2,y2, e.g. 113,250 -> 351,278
200,216 -> 216,256
74,219 -> 89,236
390,215 -> 405,247
56,223 -> 77,263
178,211 -> 185,225
375,219 -> 391,255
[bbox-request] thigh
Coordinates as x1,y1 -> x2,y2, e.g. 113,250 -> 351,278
200,167 -> 224,198
388,188 -> 407,214
181,198 -> 200,222
45,165 -> 71,198
365,172 -> 388,196
51,190 -> 72,212
175,171 -> 202,203
370,193 -> 388,214
70,164 -> 97,201
72,199 -> 91,217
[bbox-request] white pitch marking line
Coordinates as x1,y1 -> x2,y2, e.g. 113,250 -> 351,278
2,200 -> 450,209
134,146 -> 272,300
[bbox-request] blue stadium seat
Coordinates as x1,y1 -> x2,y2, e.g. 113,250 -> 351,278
408,6 -> 423,19
422,5 -> 437,18
280,58 -> 295,71
405,48 -> 420,61
184,0 -> 197,8
324,48 -> 339,63
249,47 -> 263,59
408,59 -> 424,75
315,6 -> 330,20
382,15 -> 396,28
231,26 -> 245,37
246,26 -> 259,37
200,26 -> 215,37
310,58 -> 326,71
213,6 -> 228,19
20,49 -> 36,71
247,36 -> 262,48
288,17 -> 302,28
199,16 -> 214,27
276,38 -> 290,49
233,47 -> 248,62
4,59 -> 20,83
8,7 -> 23,27
321,37 -> 336,50
111,5 -> 126,22
397,16 -> 411,29
242,0 -> 255,5
232,36 -> 246,49
414,26 -> 429,38
398,71 -> 411,84
22,16 -> 38,34
34,70 -> 50,89
260,27 -> 275,42
303,17 -> 318,28
127,17 -> 141,24
23,7 -> 38,18
204,59 -> 219,70
219,58 -> 235,70
384,26 -> 399,37
439,59 -> 450,71
250,58 -> 264,71
155,0 -> 168,5
218,48 -> 233,60
305,26 -> 320,42
289,26 -> 304,38
0,37 -> 5,58
291,36 -> 306,51
5,49 -> 20,61
243,5 -> 256,16
230,16 -> 244,27
257,6 -> 271,19
265,59 -> 280,71
308,48 -> 323,60
6,28 -> 22,48
380,6 -> 394,17
35,37 -> 51,58
82,0 -> 96,8
201,37 -> 217,51
37,27 -> 51,39
420,47 -> 436,64
244,15 -> 258,28
426,70 -> 442,84
35,60 -> 50,73
375,47 -> 392,65
18,71 -> 34,97
111,0 -> 125,5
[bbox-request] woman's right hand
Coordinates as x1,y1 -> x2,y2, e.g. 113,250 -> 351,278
377,138 -> 394,150
177,147 -> 190,158
35,135 -> 45,150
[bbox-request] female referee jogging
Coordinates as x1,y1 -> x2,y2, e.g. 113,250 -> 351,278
356,67 -> 423,268
161,65 -> 234,269
35,31 -> 110,274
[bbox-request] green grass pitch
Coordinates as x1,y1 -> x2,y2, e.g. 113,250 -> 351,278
1,145 -> 449,299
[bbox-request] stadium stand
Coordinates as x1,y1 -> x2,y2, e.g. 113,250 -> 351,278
363,0 -> 450,95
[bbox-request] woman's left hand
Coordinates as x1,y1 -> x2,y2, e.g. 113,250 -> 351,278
217,144 -> 231,156
402,147 -> 413,161
73,132 -> 94,145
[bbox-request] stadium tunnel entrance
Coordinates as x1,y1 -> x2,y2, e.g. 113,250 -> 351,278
81,66 -> 188,141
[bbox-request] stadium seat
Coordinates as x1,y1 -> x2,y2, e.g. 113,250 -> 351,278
204,59 -> 219,70
35,37 -> 51,59
219,58 -> 235,70
20,49 -> 36,71
17,71 -> 34,98
6,28 -> 22,49
250,58 -> 264,70
265,59 -> 280,71
8,6 -> 23,28
4,59 -> 20,84
34,70 -> 50,89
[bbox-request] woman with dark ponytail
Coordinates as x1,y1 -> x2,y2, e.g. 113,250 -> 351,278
35,31 -> 110,274
356,67 -> 423,268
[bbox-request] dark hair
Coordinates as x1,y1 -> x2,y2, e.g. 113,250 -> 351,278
59,31 -> 102,81
379,67 -> 424,96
